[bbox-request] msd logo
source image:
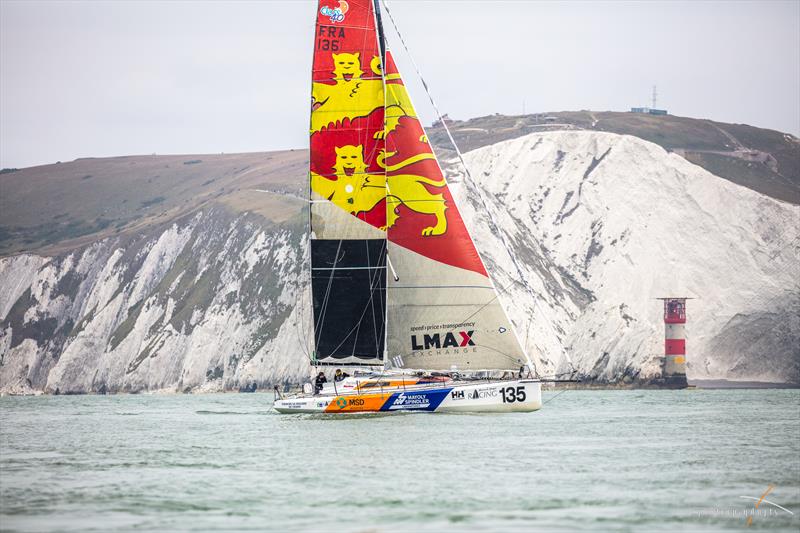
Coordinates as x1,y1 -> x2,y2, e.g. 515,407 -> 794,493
411,331 -> 474,350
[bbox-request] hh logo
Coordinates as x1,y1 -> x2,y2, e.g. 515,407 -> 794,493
411,330 -> 475,350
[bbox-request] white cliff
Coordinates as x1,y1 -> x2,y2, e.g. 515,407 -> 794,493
0,131 -> 797,393
456,131 -> 799,383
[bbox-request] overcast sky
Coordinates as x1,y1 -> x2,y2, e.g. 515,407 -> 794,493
1,0 -> 798,169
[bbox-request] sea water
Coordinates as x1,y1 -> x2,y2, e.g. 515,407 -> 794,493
1,390 -> 798,532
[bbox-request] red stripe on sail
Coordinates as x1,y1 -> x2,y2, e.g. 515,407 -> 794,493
384,51 -> 487,277
310,0 -> 386,231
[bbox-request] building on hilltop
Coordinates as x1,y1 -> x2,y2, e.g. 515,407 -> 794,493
631,86 -> 668,115
630,107 -> 668,116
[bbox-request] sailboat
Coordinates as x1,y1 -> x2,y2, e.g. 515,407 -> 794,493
273,0 -> 542,413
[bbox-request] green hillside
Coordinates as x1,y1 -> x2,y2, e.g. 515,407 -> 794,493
427,111 -> 800,205
2,112 -> 797,258
0,151 -> 307,257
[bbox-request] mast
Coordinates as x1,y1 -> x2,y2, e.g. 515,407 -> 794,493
373,0 -> 386,61
373,0 -> 390,367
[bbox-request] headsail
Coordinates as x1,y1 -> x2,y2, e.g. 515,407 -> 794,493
309,0 -> 387,365
381,52 -> 527,371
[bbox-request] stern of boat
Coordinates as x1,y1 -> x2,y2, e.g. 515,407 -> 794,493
436,379 -> 542,413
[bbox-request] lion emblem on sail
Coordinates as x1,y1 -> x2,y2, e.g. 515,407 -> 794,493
380,150 -> 448,236
311,52 -> 384,134
311,52 -> 419,140
310,145 -> 448,236
310,144 -> 385,216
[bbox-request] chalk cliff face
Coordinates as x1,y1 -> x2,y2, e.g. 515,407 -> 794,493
1,125 -> 798,393
0,207 -> 310,394
456,131 -> 798,384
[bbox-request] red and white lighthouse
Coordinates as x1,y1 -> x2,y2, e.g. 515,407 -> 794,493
658,297 -> 689,387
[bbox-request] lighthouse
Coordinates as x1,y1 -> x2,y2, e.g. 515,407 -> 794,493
658,297 -> 689,388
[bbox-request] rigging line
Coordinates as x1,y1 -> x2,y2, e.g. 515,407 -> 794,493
303,251 -> 312,360
350,311 -> 363,359
543,387 -> 573,406
291,224 -> 309,359
391,285 -> 493,290
371,242 -> 389,355
380,7 -> 390,366
374,0 -> 386,59
365,240 -> 379,356
536,370 -> 581,380
298,218 -> 313,361
387,255 -> 399,282
302,234 -> 314,361
362,241 -> 388,358
320,243 -> 388,358
295,276 -> 312,362
306,4 -> 321,360
449,278 -> 521,333
314,240 -> 342,351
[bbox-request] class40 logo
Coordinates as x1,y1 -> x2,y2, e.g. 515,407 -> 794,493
320,1 -> 349,23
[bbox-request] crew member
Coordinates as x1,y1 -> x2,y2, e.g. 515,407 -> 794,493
314,371 -> 327,394
334,369 -> 350,382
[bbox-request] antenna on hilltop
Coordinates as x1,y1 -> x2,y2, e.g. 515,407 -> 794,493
652,85 -> 657,110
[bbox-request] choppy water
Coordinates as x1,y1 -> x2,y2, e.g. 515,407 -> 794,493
1,390 -> 798,532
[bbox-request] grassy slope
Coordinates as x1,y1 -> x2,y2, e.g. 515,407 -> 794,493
0,150 -> 307,257
1,112 -> 796,259
427,111 -> 800,205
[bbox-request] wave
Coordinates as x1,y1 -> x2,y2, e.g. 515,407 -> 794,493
194,410 -> 273,416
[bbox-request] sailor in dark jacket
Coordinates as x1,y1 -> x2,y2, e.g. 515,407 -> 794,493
314,371 -> 327,394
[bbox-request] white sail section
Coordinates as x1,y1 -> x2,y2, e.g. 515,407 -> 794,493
387,247 -> 526,371
380,51 -> 527,372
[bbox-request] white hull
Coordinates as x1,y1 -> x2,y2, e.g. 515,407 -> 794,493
274,379 -> 541,414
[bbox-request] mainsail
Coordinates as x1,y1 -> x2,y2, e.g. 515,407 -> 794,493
309,0 -> 528,371
309,0 -> 386,365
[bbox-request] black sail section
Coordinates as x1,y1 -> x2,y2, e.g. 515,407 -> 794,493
311,239 -> 386,364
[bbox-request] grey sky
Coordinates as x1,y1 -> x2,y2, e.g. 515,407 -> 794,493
1,0 -> 798,169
